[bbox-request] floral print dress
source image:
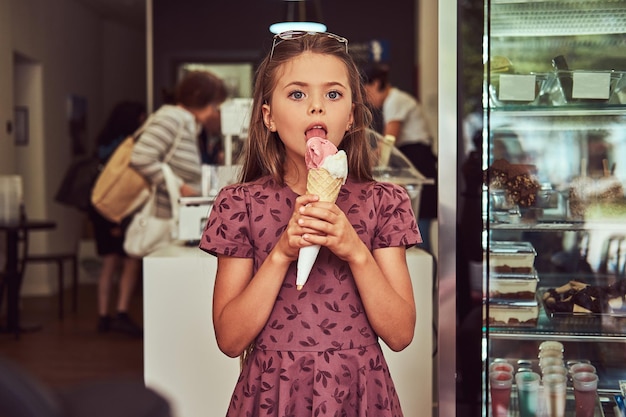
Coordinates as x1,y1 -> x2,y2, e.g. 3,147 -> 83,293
200,176 -> 421,417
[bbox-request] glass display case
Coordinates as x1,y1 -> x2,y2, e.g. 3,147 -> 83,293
482,1 -> 626,416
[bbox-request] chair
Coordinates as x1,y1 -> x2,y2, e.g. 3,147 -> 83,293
17,210 -> 79,320
24,251 -> 78,320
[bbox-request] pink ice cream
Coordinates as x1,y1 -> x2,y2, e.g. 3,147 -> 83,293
305,137 -> 339,169
305,137 -> 348,180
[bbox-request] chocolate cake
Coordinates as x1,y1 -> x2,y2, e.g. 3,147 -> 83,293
486,159 -> 540,207
543,279 -> 626,315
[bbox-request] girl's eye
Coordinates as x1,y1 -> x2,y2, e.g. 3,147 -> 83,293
327,90 -> 342,100
288,90 -> 305,100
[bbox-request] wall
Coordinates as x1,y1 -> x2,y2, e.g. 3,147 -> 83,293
152,0 -> 417,108
0,0 -> 146,295
419,0 -> 438,152
0,0 -> 14,171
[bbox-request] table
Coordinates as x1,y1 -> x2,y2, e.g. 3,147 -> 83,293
1,219 -> 56,337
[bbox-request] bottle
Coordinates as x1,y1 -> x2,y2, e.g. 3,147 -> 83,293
552,55 -> 573,103
378,134 -> 395,168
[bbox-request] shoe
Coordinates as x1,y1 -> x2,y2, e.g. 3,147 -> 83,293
97,315 -> 111,333
110,312 -> 143,338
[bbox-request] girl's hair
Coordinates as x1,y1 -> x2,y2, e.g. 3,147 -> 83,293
175,70 -> 228,109
239,32 -> 374,184
96,100 -> 146,147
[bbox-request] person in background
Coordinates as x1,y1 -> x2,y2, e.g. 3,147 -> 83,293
130,70 -> 228,219
362,62 -> 438,253
198,104 -> 225,165
88,100 -> 146,337
200,31 -> 420,417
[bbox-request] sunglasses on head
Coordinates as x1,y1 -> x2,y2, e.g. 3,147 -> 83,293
270,30 -> 349,60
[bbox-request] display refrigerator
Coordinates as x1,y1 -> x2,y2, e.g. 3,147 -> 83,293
437,0 -> 626,416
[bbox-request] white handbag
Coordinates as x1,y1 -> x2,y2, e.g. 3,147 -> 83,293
123,163 -> 181,258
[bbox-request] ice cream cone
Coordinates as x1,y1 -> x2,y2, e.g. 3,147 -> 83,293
297,137 -> 347,290
296,168 -> 344,290
296,244 -> 320,290
307,167 -> 343,202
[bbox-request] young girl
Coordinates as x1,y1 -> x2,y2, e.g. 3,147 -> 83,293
200,31 -> 421,417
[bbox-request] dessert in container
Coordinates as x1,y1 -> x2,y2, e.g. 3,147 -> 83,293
489,361 -> 514,374
539,341 -> 564,353
515,371 -> 541,417
540,357 -> 565,370
484,299 -> 539,327
489,371 -> 513,417
542,373 -> 567,417
572,372 -> 599,417
489,269 -> 539,300
489,241 -> 537,273
569,362 -> 597,376
542,365 -> 568,377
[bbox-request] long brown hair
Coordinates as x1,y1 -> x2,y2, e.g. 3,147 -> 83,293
238,32 -> 374,184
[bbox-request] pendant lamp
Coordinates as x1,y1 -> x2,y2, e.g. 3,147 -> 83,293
269,0 -> 327,34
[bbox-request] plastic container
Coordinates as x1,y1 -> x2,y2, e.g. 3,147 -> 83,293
484,299 -> 539,327
488,72 -> 551,107
489,241 -> 537,273
370,129 -> 433,219
548,70 -> 625,106
0,175 -> 23,226
572,372 -> 599,417
489,269 -> 539,300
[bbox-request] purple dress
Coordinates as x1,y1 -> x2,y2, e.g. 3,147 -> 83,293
200,176 -> 421,417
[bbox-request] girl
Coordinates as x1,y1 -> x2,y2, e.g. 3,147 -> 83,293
200,31 -> 421,417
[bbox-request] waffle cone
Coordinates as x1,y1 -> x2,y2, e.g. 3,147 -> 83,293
307,168 -> 343,202
296,168 -> 345,290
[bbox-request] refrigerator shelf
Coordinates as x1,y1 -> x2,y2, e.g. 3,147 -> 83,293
491,0 -> 626,37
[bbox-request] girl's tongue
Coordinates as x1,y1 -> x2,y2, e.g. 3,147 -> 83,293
306,128 -> 326,140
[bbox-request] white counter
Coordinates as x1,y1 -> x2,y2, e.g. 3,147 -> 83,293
143,244 -> 433,417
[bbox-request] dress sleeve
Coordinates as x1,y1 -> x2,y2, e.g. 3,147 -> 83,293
199,184 -> 254,258
372,182 -> 422,249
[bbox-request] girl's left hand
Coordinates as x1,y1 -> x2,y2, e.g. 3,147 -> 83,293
297,199 -> 363,262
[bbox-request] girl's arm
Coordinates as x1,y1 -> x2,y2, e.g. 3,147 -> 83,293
212,194 -> 320,358
350,244 -> 416,352
212,252 -> 290,358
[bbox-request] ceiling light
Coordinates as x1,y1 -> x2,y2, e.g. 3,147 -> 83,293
269,0 -> 327,34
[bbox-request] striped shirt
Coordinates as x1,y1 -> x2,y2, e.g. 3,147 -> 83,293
130,104 -> 202,218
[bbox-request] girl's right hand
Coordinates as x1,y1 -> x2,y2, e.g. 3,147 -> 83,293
273,194 -> 321,262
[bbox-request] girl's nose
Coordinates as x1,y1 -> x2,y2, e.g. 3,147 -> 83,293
309,101 -> 324,114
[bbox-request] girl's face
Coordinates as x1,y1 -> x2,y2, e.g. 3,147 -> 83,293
262,51 -> 354,164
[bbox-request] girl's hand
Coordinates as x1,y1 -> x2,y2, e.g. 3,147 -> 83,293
272,194 -> 322,262
297,197 -> 363,263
